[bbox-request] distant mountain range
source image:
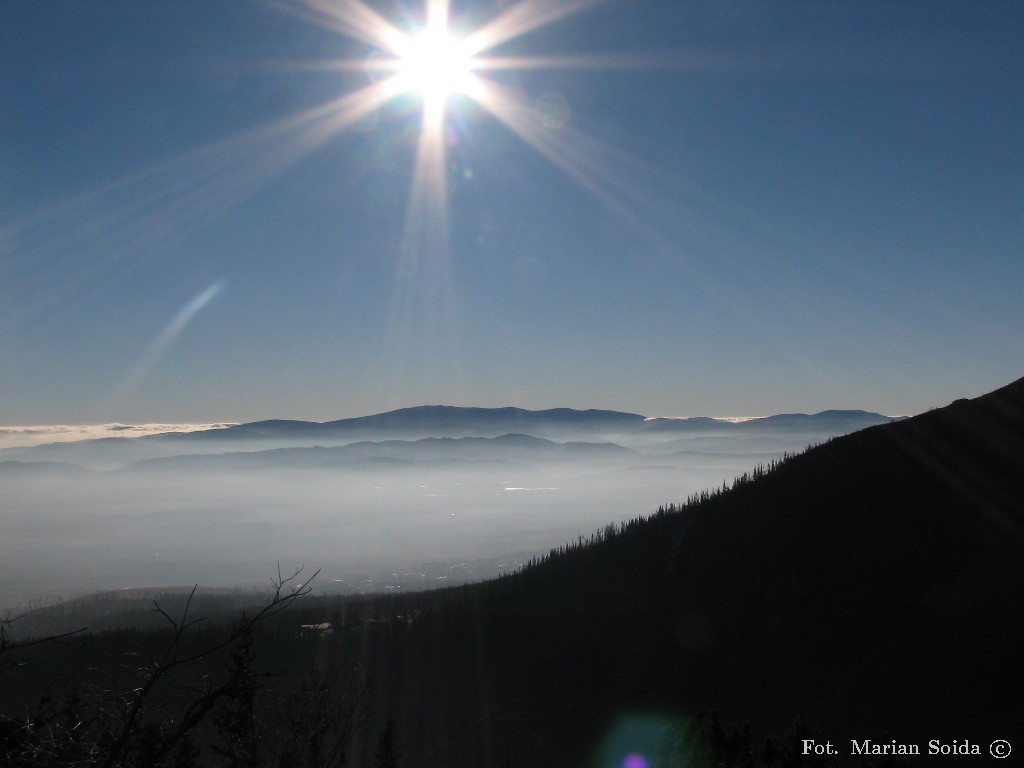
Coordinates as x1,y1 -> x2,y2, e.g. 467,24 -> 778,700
643,409 -> 896,433
0,406 -> 895,471
119,433 -> 639,474
172,405 -> 894,440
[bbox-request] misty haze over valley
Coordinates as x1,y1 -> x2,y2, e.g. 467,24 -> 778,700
0,405 -> 892,612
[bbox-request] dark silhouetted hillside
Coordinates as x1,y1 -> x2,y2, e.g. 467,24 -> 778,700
360,377 -> 1024,764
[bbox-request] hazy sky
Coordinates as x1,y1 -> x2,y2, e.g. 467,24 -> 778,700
2,0 -> 1022,425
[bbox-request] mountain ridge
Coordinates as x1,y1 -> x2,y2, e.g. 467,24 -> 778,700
0,406 -> 895,470
119,433 -> 638,474
216,405 -> 893,438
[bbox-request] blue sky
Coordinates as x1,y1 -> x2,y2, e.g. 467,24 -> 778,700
2,0 -> 1022,425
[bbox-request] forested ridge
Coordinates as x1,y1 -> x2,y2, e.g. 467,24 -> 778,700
3,378 -> 1023,766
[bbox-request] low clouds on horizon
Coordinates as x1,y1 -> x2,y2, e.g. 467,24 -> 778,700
0,423 -> 236,450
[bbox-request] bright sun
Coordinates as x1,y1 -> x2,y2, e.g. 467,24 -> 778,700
394,8 -> 474,119
279,0 -> 616,221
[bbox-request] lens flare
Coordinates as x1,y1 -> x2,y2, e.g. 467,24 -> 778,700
105,280 -> 226,411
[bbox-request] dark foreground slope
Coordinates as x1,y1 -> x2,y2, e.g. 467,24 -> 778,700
355,377 -> 1024,764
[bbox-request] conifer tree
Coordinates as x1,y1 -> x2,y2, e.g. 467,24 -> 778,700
373,720 -> 400,768
211,622 -> 262,768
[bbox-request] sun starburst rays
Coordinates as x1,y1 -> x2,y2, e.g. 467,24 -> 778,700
4,2 -> 629,337
269,0 -> 644,403
6,0 -> 635,405
459,0 -> 605,57
286,0 -> 615,147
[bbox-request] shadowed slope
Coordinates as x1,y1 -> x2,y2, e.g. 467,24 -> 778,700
380,377 -> 1024,763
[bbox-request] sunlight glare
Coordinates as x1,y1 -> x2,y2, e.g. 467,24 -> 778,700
394,1 -> 474,122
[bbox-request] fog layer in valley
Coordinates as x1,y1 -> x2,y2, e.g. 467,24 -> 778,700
0,406 -> 892,611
